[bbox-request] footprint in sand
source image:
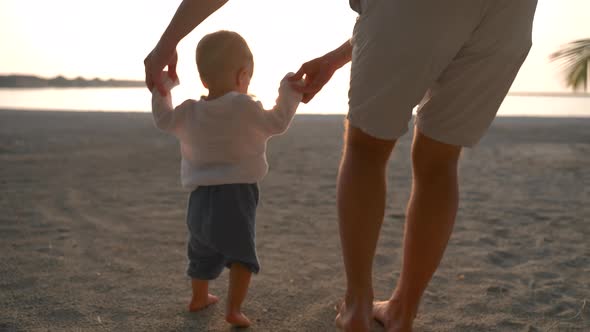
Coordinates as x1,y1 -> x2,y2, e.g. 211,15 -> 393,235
497,319 -> 525,330
543,301 -> 580,317
36,245 -> 64,257
487,250 -> 524,268
47,308 -> 84,322
0,277 -> 36,291
486,285 -> 509,295
492,228 -> 510,237
532,271 -> 560,280
0,323 -> 19,332
374,253 -> 394,267
388,212 -> 405,221
478,236 -> 497,246
54,227 -> 70,241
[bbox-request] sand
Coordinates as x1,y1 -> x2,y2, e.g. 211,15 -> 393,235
0,110 -> 589,331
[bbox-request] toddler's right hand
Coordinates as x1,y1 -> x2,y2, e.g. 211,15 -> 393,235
154,70 -> 180,96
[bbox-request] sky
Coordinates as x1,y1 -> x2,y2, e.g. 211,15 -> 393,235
0,0 -> 589,111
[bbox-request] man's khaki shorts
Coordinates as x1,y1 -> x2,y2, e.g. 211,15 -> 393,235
348,0 -> 537,147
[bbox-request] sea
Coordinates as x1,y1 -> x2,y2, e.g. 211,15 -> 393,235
0,87 -> 588,117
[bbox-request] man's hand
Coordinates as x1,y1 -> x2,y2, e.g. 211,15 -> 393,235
144,0 -> 229,96
144,46 -> 179,96
289,40 -> 353,103
289,56 -> 338,104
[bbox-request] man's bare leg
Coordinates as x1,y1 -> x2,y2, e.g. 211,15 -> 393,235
335,123 -> 395,332
374,129 -> 461,332
225,262 -> 252,327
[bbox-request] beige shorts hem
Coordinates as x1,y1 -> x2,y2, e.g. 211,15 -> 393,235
347,111 -> 408,142
415,119 -> 479,148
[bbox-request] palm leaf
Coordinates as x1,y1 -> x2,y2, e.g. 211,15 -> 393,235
550,39 -> 590,92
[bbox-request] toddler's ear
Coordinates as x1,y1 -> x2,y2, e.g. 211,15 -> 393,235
237,67 -> 251,87
200,77 -> 209,89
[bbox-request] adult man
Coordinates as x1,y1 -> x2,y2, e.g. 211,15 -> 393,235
145,1 -> 537,331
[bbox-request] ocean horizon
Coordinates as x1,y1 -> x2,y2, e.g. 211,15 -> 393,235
1,87 -> 589,117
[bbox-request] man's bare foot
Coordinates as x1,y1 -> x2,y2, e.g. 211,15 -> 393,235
188,294 -> 219,312
334,300 -> 371,332
373,300 -> 413,332
225,310 -> 251,327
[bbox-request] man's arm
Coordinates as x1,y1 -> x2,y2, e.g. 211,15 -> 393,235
159,0 -> 228,51
290,39 -> 353,103
145,0 -> 228,95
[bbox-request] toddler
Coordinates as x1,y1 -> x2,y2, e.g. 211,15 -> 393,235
151,30 -> 302,327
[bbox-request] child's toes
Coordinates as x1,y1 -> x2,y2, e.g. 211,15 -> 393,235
226,312 -> 251,327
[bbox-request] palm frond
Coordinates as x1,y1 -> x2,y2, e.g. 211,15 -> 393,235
550,39 -> 590,92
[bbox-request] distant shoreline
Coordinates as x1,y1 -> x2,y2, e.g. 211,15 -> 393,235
1,85 -> 587,98
508,91 -> 590,98
0,74 -> 143,88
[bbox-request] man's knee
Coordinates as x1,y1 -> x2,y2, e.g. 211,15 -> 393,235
344,122 -> 395,165
411,130 -> 461,179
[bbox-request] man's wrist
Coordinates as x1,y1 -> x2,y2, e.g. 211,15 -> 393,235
155,36 -> 178,57
325,41 -> 353,70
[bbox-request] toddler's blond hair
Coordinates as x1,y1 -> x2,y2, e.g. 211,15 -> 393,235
196,30 -> 253,88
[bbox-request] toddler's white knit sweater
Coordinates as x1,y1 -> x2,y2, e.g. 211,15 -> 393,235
151,73 -> 303,189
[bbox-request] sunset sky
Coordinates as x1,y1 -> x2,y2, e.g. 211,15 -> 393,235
1,0 -> 589,110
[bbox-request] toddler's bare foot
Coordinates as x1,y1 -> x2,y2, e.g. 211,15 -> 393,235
225,310 -> 251,327
188,294 -> 219,312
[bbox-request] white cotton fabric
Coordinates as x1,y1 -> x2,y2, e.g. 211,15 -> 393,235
152,73 -> 302,189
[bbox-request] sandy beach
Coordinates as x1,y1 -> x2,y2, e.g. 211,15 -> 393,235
0,110 -> 589,331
